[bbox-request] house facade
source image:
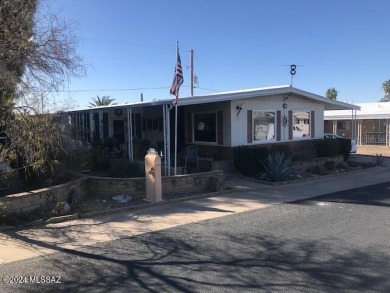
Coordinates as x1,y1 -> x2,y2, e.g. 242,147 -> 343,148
325,102 -> 390,146
68,85 -> 359,172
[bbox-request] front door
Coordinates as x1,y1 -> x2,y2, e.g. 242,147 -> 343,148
113,120 -> 125,145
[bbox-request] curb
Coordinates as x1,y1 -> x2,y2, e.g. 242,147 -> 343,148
238,165 -> 386,186
80,187 -> 236,219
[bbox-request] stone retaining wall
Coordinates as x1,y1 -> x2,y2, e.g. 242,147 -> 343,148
1,171 -> 224,215
1,177 -> 88,215
290,155 -> 344,173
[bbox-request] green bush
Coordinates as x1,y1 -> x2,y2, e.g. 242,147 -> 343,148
315,140 -> 340,157
336,161 -> 348,169
233,146 -> 269,176
337,138 -> 352,161
0,200 -> 6,216
0,170 -> 15,192
312,165 -> 322,175
323,160 -> 336,170
108,159 -> 144,178
89,147 -> 110,171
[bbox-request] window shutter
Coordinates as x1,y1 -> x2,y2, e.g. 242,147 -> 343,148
247,110 -> 253,143
288,111 -> 293,140
276,111 -> 281,141
311,111 -> 315,138
217,111 -> 223,145
186,112 -> 193,143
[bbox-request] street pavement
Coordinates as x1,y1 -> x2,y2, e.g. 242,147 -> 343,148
0,155 -> 389,265
0,179 -> 389,292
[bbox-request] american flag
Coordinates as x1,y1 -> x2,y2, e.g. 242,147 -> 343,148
170,50 -> 184,105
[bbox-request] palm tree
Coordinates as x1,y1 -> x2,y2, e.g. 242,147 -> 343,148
382,79 -> 390,95
89,95 -> 115,107
325,87 -> 338,100
379,79 -> 390,102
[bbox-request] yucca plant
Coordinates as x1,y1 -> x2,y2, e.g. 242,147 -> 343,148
262,150 -> 293,182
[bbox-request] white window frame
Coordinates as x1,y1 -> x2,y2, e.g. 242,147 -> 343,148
193,112 -> 217,144
292,110 -> 311,140
252,110 -> 276,143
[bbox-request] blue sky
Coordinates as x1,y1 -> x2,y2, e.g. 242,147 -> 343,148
47,0 -> 390,108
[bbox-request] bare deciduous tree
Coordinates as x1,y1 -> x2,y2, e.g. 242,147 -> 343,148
0,0 -> 85,189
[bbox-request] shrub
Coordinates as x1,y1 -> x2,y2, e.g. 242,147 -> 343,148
233,146 -> 269,176
372,154 -> 385,166
0,170 -> 15,194
337,138 -> 352,161
108,159 -> 144,178
89,147 -> 110,171
323,160 -> 336,170
262,150 -> 293,182
336,161 -> 348,169
311,165 -> 322,175
315,140 -> 340,157
0,200 -> 6,215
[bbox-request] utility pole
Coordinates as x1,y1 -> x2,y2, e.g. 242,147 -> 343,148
190,49 -> 194,96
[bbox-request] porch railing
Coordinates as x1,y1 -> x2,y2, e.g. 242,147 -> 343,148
361,132 -> 386,146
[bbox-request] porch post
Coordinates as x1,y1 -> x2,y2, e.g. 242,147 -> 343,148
127,107 -> 133,161
386,119 -> 389,146
332,120 -> 337,134
81,113 -> 86,142
89,112 -> 94,142
351,110 -> 355,140
99,111 -> 103,141
163,104 -> 167,175
167,105 -> 171,176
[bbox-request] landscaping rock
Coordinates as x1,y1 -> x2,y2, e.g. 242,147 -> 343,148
52,202 -> 71,217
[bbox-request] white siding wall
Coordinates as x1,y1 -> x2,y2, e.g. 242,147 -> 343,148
230,94 -> 325,147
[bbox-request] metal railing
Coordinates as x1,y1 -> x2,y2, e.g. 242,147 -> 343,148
361,132 -> 386,146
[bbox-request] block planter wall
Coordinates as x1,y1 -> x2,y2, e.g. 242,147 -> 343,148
289,155 -> 344,173
1,177 -> 89,215
162,170 -> 224,195
1,171 -> 224,215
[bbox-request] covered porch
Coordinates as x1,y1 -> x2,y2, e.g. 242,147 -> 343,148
67,100 -> 188,176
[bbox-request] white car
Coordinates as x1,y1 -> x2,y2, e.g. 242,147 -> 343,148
293,125 -> 307,137
324,133 -> 357,153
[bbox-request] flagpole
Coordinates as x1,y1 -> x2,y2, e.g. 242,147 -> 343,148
174,41 -> 178,176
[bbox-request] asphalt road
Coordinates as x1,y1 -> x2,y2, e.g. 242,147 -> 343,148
1,182 -> 389,293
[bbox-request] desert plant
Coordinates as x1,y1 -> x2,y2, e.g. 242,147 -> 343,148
311,165 -> 322,175
372,154 -> 385,166
336,161 -> 349,170
262,151 -> 293,182
323,160 -> 336,170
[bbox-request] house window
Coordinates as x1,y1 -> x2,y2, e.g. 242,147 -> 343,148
292,111 -> 310,139
337,121 -> 347,130
253,111 -> 275,141
193,112 -> 217,143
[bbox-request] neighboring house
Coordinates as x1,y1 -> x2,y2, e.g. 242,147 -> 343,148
67,85 -> 359,170
325,102 -> 390,146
